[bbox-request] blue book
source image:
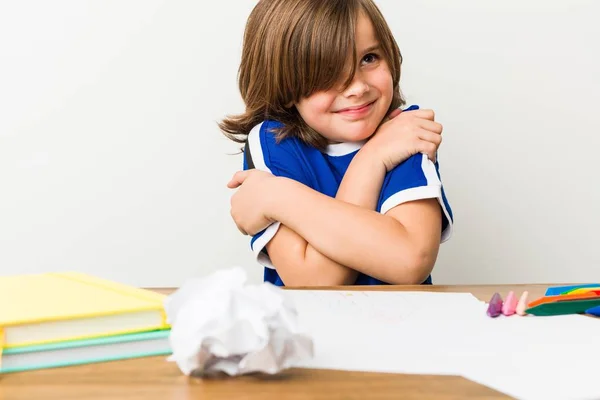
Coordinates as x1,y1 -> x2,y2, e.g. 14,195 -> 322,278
586,305 -> 600,317
1,329 -> 171,373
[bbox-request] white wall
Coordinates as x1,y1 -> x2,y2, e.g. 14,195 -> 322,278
1,0 -> 598,287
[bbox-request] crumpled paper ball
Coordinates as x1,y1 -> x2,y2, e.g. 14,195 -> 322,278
164,266 -> 314,376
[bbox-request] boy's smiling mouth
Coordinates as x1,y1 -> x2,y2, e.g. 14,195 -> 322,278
334,100 -> 377,117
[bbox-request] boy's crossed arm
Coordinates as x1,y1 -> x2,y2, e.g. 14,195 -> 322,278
264,146 -> 442,286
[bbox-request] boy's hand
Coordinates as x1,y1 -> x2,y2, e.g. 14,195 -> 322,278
368,108 -> 443,172
227,169 -> 278,236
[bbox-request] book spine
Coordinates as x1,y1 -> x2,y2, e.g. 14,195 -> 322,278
0,329 -> 4,369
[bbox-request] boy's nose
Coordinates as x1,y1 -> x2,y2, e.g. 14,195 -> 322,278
343,79 -> 370,98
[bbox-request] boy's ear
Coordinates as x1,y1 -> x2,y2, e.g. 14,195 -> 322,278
285,101 -> 294,108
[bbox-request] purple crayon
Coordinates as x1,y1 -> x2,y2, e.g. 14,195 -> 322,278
486,292 -> 503,317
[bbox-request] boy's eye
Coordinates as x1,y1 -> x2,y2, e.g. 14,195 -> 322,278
361,53 -> 379,65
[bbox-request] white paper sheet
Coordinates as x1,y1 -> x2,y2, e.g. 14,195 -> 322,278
283,290 -> 600,400
285,290 -> 488,375
457,315 -> 600,400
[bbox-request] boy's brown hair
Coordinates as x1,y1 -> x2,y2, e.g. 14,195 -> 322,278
219,0 -> 405,151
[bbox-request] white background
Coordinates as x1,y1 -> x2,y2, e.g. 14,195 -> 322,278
1,0 -> 598,287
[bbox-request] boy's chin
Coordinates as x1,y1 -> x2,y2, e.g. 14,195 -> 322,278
340,127 -> 377,142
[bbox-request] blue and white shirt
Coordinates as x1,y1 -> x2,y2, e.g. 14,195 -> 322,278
243,107 -> 453,286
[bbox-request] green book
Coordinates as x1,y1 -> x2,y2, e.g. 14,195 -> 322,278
525,298 -> 600,316
1,329 -> 171,373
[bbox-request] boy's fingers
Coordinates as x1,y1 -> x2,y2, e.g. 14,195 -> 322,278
417,137 -> 439,163
408,109 -> 435,121
419,129 -> 443,146
227,171 -> 249,188
418,119 -> 443,134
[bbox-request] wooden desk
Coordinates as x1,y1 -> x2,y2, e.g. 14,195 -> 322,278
0,284 -> 551,400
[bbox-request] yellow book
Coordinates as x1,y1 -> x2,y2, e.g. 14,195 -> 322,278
0,272 -> 169,349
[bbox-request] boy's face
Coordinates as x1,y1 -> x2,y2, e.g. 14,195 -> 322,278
295,11 -> 394,145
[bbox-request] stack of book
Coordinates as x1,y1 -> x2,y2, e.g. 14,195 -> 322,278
0,272 -> 171,373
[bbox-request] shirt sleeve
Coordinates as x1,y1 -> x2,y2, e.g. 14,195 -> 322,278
244,121 -> 313,268
378,153 -> 454,242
